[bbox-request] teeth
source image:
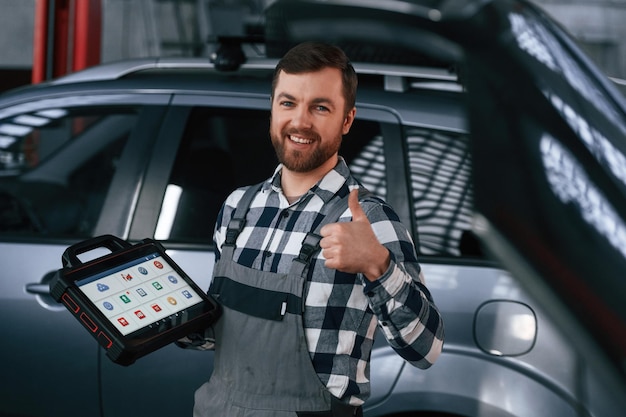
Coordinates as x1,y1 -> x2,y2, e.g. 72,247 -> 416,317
290,135 -> 313,144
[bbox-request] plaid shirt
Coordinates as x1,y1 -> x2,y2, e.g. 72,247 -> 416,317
212,158 -> 444,406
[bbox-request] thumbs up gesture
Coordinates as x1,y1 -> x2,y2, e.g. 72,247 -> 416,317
320,190 -> 391,281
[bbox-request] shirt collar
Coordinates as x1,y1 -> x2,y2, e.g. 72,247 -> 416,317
265,157 -> 352,204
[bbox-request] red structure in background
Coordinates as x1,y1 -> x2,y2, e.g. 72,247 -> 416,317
32,0 -> 102,83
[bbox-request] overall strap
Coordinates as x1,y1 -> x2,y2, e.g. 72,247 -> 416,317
291,187 -> 371,277
221,182 -> 264,259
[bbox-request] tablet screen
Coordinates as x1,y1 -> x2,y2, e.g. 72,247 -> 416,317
75,252 -> 203,336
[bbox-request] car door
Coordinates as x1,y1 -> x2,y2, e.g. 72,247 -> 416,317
0,92 -> 169,417
97,89 -> 412,416
97,98 -> 277,417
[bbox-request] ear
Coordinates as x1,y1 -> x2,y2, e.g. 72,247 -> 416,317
342,107 -> 357,135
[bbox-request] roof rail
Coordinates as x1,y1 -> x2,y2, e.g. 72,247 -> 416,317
49,57 -> 460,92
49,57 -> 279,85
353,62 -> 459,92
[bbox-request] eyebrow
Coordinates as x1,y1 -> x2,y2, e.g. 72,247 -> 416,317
275,92 -> 336,108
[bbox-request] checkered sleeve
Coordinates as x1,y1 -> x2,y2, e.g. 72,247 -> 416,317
359,197 -> 445,369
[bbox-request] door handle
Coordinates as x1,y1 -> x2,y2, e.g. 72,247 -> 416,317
25,283 -> 51,295
25,271 -> 65,311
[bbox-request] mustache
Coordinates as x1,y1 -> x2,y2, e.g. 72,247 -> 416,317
282,128 -> 321,142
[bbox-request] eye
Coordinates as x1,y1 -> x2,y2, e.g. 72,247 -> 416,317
315,105 -> 330,112
280,100 -> 294,108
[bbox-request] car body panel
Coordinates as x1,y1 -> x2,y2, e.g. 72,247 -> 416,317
366,263 -> 582,416
0,241 -> 100,417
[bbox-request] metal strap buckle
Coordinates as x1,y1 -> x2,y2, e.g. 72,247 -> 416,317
224,218 -> 246,246
297,232 -> 322,263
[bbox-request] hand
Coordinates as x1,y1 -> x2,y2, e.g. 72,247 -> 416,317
320,190 -> 390,281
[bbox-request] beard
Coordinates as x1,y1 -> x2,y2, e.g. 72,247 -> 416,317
270,126 -> 342,173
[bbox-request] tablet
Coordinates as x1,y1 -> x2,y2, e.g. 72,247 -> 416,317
50,235 -> 220,365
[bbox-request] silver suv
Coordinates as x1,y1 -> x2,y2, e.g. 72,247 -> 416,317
1,1 -> 625,417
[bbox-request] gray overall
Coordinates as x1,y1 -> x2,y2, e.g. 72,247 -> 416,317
193,185 -> 363,417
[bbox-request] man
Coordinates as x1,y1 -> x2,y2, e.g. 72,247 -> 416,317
191,41 -> 444,417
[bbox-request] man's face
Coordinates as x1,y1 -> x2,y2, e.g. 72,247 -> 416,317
270,67 -> 356,173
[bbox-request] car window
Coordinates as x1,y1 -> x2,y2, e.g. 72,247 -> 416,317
156,107 -> 275,242
0,107 -> 138,238
406,127 -> 477,257
156,107 -> 384,243
345,129 -> 386,199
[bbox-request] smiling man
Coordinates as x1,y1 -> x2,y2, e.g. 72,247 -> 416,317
192,41 -> 444,417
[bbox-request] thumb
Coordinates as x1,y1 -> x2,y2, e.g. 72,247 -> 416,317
348,189 -> 368,222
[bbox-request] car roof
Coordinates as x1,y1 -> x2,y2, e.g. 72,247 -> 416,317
0,56 -> 467,133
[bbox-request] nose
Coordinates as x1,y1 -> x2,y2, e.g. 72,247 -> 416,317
291,106 -> 312,129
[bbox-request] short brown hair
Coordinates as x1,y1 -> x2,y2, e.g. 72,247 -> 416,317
271,42 -> 358,113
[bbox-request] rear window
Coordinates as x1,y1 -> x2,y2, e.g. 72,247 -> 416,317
406,127 -> 475,257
